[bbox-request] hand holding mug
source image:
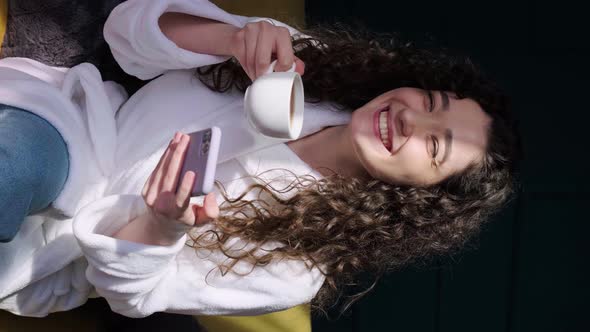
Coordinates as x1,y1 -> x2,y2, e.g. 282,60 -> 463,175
229,20 -> 305,80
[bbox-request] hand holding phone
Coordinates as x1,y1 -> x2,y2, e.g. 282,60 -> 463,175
141,131 -> 221,230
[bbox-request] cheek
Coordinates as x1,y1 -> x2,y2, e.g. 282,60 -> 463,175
384,140 -> 430,183
397,139 -> 427,169
349,111 -> 364,138
350,107 -> 374,136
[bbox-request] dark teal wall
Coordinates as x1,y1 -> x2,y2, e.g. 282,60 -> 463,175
307,1 -> 589,331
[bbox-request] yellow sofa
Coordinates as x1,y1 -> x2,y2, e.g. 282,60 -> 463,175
0,0 -> 6,50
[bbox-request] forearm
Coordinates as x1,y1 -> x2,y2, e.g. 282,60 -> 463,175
113,211 -> 189,246
158,12 -> 239,56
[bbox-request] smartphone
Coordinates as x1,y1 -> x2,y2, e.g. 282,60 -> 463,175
177,127 -> 221,196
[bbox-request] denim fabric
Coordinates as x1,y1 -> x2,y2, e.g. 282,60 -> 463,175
0,104 -> 69,242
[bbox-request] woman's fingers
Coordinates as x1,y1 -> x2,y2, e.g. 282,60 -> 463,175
143,133 -> 218,228
244,23 -> 259,80
233,21 -> 299,80
161,133 -> 189,193
176,170 -> 195,213
142,137 -> 174,198
274,27 -> 295,72
193,193 -> 219,226
144,133 -> 180,205
177,181 -> 219,228
255,22 -> 274,78
151,170 -> 196,225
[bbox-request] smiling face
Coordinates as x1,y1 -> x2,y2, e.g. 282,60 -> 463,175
348,87 -> 492,186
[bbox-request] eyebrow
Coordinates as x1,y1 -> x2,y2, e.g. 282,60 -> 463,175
441,128 -> 453,164
439,92 -> 452,165
441,91 -> 450,112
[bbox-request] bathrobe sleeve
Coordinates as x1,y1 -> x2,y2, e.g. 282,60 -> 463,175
0,212 -> 93,317
0,258 -> 92,317
103,0 -> 302,80
73,195 -> 324,318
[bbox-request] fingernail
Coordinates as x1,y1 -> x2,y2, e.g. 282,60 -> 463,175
174,132 -> 181,142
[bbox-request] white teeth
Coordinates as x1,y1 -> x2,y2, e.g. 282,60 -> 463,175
379,111 -> 389,146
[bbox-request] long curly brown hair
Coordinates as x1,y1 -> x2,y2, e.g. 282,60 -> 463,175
189,24 -> 522,313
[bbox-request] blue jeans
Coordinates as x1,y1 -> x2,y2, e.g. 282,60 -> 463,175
0,104 -> 69,242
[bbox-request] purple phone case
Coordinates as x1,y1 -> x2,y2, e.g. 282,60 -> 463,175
177,127 -> 221,196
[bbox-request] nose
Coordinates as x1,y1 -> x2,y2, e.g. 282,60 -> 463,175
398,108 -> 440,137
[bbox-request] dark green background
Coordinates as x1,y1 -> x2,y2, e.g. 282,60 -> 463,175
307,1 -> 589,331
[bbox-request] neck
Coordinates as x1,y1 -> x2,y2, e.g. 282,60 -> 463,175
287,125 -> 369,178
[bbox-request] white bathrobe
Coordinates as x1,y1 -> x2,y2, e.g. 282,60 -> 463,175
0,0 -> 351,318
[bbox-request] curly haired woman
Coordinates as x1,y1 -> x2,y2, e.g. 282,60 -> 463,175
0,0 -> 520,318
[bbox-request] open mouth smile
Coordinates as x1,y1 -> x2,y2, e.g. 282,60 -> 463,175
373,106 -> 392,150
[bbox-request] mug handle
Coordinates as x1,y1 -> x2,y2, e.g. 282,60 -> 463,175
265,60 -> 297,75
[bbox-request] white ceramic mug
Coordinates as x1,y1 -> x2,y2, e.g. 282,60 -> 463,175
244,60 -> 304,139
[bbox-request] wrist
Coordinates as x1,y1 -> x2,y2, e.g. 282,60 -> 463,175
145,213 -> 191,246
113,211 -> 189,247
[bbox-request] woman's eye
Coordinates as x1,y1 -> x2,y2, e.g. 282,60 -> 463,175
426,90 -> 435,112
429,135 -> 439,158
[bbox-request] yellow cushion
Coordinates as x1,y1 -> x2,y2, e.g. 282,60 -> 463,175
0,0 -> 7,53
197,305 -> 311,332
211,0 -> 305,27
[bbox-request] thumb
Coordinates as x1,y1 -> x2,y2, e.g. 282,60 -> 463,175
194,193 -> 219,226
